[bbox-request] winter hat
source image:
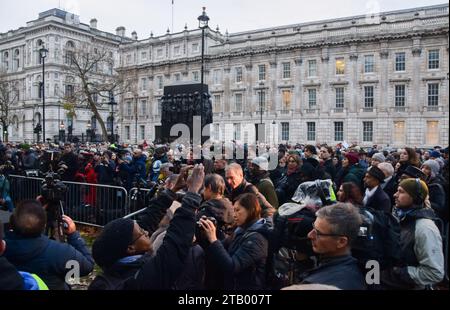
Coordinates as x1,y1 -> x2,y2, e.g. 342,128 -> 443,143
429,150 -> 441,159
252,156 -> 269,171
403,166 -> 426,179
371,153 -> 386,163
345,152 -> 359,165
422,160 -> 440,178
367,166 -> 385,183
398,179 -> 429,204
92,218 -> 135,268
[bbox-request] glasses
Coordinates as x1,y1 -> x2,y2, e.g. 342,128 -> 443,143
311,223 -> 346,238
129,225 -> 148,245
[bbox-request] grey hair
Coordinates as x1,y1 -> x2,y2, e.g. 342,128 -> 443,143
315,203 -> 362,244
204,174 -> 226,196
378,162 -> 395,178
225,162 -> 243,176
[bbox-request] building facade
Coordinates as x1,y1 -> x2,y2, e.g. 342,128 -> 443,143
0,9 -> 127,143
118,4 -> 449,147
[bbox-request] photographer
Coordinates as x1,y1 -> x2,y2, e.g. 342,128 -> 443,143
59,144 -> 79,181
89,165 -> 205,290
4,199 -> 94,290
94,152 -> 115,185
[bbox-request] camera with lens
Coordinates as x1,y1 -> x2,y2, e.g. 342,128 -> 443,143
41,172 -> 67,202
195,215 -> 217,244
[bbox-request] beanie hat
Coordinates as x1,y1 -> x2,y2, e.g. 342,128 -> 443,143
371,153 -> 386,163
367,166 -> 385,183
345,152 -> 359,166
403,166 -> 426,179
399,179 -> 429,204
422,160 -> 440,178
429,150 -> 441,158
92,218 -> 135,268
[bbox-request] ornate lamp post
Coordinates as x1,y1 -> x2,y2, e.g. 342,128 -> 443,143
39,46 -> 48,143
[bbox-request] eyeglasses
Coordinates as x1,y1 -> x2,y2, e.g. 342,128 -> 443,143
129,225 -> 148,245
311,222 -> 346,238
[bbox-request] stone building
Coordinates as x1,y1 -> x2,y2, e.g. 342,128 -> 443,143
118,3 -> 449,147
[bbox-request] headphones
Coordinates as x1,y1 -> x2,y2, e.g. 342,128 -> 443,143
414,178 -> 426,205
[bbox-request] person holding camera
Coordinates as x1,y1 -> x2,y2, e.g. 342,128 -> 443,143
89,164 -> 205,290
199,192 -> 271,290
59,144 -> 79,181
3,199 -> 94,290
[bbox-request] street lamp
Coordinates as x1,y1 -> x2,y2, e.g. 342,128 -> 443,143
59,121 -> 65,142
109,91 -> 117,144
39,46 -> 48,143
198,7 -> 209,133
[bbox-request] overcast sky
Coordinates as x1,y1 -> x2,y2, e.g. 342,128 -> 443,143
0,0 -> 446,38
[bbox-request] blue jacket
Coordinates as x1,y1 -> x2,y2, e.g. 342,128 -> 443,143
4,231 -> 94,290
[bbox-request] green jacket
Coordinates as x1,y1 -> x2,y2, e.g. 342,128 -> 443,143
256,178 -> 279,209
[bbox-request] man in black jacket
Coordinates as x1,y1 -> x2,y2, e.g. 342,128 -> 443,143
362,166 -> 392,213
89,164 -> 205,290
59,144 -> 79,181
0,219 -> 23,290
299,203 -> 366,290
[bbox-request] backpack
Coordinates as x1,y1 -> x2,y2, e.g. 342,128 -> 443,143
351,207 -> 401,271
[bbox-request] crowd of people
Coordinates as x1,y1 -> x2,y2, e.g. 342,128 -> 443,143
0,139 -> 448,290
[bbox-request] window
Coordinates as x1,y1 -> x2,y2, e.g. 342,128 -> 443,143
282,90 -> 291,110
334,122 -> 344,141
213,95 -> 221,113
235,67 -> 243,83
307,122 -> 316,141
174,73 -> 181,82
126,54 -> 132,64
140,77 -> 147,91
364,86 -> 374,108
363,121 -> 373,142
426,121 -> 439,145
428,50 -> 439,69
140,100 -> 147,115
3,52 -> 8,70
235,93 -> 242,112
364,55 -> 374,73
125,126 -> 130,140
157,76 -> 163,90
54,73 -> 59,79
156,48 -> 163,58
258,91 -> 266,111
13,49 -> 20,71
335,57 -> 345,75
192,71 -> 199,82
335,87 -> 344,108
126,101 -> 132,116
393,121 -> 405,145
213,69 -> 221,85
214,124 -> 220,140
141,51 -> 147,60
428,83 -> 439,106
173,46 -> 181,56
65,84 -> 74,98
191,43 -> 199,53
157,99 -> 162,115
395,52 -> 406,71
308,60 -> 317,77
140,125 -> 145,140
282,62 -> 291,79
281,122 -> 289,141
258,64 -> 266,81
395,85 -> 405,107
308,89 -> 317,108
233,123 -> 241,140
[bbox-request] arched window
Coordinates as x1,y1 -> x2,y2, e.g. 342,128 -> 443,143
65,41 -> 75,65
13,49 -> 20,70
3,51 -> 9,70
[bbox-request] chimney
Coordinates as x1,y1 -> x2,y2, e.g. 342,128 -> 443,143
132,31 -> 138,40
90,18 -> 97,29
116,26 -> 125,37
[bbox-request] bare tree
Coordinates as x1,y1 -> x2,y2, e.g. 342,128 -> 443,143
0,70 -> 19,142
62,44 -> 129,141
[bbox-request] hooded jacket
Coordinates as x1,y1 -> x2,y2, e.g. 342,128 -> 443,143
4,231 -> 94,290
0,256 -> 23,290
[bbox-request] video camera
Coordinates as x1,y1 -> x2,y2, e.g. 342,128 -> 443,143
41,172 -> 68,202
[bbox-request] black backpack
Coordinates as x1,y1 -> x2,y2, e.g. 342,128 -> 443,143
352,207 -> 401,271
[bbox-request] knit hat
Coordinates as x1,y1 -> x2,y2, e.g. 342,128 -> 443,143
345,152 -> 359,165
403,166 -> 426,179
398,179 -> 429,204
371,152 -> 386,163
92,218 -> 135,268
367,166 -> 385,183
421,159 -> 440,178
429,150 -> 441,158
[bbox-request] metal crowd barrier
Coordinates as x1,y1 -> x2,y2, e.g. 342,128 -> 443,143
8,175 -> 128,227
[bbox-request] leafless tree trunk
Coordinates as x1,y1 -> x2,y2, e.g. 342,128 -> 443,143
0,70 -> 18,142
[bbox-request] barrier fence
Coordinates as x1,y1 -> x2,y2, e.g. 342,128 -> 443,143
8,175 -> 130,227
